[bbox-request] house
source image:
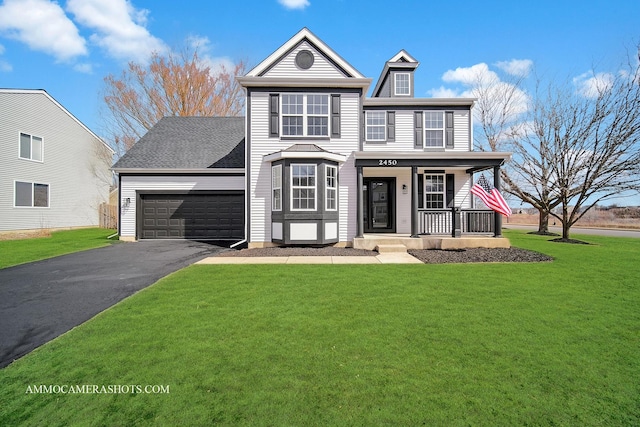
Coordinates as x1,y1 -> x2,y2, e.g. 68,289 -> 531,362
114,28 -> 511,249
0,89 -> 114,232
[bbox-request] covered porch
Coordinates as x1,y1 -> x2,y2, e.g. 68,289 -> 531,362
353,150 -> 511,249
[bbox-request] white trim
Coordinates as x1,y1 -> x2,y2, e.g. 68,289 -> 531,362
424,111 -> 445,148
365,111 -> 386,142
325,165 -> 338,211
18,131 -> 44,163
363,98 -> 476,107
112,168 -> 245,174
354,151 -> 512,161
272,164 -> 282,211
281,93 -> 329,137
389,50 -> 418,63
290,163 -> 317,211
244,28 -> 366,79
423,174 -> 445,209
263,151 -> 346,163
13,179 -> 50,208
394,72 -> 410,96
236,76 -> 372,90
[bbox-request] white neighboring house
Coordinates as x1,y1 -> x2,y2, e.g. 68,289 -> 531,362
0,89 -> 114,232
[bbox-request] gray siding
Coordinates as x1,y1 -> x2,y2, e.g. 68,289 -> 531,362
0,91 -> 112,231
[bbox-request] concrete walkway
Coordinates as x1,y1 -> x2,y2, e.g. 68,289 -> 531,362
196,252 -> 423,264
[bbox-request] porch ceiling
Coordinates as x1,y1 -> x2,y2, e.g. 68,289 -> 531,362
354,151 -> 511,170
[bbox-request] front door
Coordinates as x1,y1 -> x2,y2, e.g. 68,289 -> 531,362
363,178 -> 395,233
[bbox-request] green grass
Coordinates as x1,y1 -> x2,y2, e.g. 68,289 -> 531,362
1,230 -> 639,426
0,228 -> 117,269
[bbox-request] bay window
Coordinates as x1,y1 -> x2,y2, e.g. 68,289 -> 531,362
291,164 -> 316,210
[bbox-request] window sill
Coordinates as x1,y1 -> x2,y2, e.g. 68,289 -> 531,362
280,136 -> 331,141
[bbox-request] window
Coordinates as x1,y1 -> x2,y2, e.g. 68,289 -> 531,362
366,111 -> 386,141
424,175 -> 444,208
19,133 -> 43,162
272,164 -> 282,211
291,164 -> 316,210
395,73 -> 410,96
281,94 -> 329,136
15,181 -> 49,207
282,94 -> 304,136
424,111 -> 444,148
325,165 -> 337,211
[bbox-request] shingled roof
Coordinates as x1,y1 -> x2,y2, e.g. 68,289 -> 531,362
112,116 -> 245,170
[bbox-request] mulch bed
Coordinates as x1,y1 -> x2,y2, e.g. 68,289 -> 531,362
408,247 -> 553,264
217,246 -> 553,264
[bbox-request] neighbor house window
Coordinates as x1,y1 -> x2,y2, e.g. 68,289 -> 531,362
365,111 -> 386,141
424,174 -> 444,208
291,164 -> 316,210
15,181 -> 49,207
19,133 -> 43,162
424,111 -> 444,148
395,73 -> 410,96
272,164 -> 282,211
325,165 -> 337,211
281,94 -> 329,137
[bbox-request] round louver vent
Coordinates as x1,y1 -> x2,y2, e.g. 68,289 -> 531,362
295,50 -> 314,70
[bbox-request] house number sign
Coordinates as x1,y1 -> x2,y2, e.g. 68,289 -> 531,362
378,159 -> 398,166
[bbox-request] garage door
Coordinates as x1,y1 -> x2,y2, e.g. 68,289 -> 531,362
140,192 -> 244,240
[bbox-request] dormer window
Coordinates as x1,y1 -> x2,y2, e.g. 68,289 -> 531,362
394,73 -> 410,96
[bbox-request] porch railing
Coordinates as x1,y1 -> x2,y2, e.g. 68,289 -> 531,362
418,208 -> 494,236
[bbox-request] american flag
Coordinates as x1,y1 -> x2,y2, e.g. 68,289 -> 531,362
471,174 -> 512,217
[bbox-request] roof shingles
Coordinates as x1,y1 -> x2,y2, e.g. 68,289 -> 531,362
113,116 -> 245,169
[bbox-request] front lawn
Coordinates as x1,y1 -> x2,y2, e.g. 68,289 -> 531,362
1,231 -> 638,425
0,228 -> 116,269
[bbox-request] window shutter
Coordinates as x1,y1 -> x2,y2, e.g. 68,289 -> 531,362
414,111 -> 423,148
446,174 -> 455,207
387,111 -> 395,142
331,94 -> 341,138
445,111 -> 454,149
417,174 -> 424,209
269,94 -> 279,137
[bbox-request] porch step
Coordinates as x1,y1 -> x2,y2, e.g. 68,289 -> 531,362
375,244 -> 408,254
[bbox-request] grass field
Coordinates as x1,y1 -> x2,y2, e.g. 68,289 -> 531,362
0,228 -> 116,269
0,230 -> 638,426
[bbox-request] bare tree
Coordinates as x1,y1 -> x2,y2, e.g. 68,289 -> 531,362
508,55 -> 640,240
471,69 -> 529,151
103,47 -> 246,157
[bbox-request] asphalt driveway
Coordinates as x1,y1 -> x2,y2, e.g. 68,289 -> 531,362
0,240 -> 227,368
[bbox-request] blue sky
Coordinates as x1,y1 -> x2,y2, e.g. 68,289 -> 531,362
1,0 -> 639,203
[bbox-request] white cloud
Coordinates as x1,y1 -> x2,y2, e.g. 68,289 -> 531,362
433,62 -> 531,132
66,0 -> 167,63
495,59 -> 533,77
442,63 -> 498,86
427,86 -> 463,98
573,71 -> 614,98
0,0 -> 87,61
278,0 -> 310,10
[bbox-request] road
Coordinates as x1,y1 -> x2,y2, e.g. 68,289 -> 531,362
503,223 -> 640,238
